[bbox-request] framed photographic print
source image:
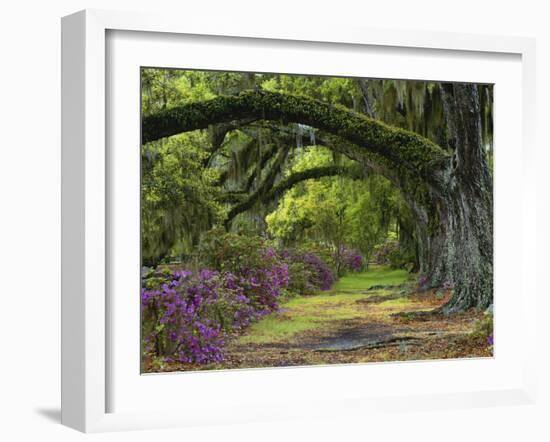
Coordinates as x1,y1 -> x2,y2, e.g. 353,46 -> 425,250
139,67 -> 495,374
61,9 -> 537,432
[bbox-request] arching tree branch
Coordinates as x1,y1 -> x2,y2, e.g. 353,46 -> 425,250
142,90 -> 449,178
224,164 -> 365,227
242,121 -> 403,190
266,164 -> 365,202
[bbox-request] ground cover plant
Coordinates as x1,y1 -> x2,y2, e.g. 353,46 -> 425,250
140,69 -> 494,372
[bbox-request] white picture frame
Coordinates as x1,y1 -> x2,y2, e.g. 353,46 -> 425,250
61,9 -> 537,433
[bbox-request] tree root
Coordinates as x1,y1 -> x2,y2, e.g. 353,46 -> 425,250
391,308 -> 446,321
314,336 -> 421,352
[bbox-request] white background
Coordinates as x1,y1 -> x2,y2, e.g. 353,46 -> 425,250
108,30 -> 524,414
0,1 -> 548,441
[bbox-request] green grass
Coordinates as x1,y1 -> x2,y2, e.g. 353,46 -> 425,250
378,297 -> 414,308
237,293 -> 366,344
333,266 -> 409,291
237,316 -> 317,344
235,266 -> 411,345
285,293 -> 367,320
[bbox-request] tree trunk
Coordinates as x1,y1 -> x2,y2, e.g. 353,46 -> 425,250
420,84 -> 493,312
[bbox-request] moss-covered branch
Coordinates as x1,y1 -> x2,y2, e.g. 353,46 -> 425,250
266,164 -> 365,201
225,164 -> 365,226
142,90 -> 449,176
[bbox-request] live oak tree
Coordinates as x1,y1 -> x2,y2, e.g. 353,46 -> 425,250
142,86 -> 493,313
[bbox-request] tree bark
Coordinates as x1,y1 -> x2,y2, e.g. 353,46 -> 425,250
429,84 -> 493,312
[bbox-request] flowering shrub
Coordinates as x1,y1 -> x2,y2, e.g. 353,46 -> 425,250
142,231 -> 342,367
199,231 -> 290,313
340,247 -> 363,273
297,243 -> 334,270
199,229 -> 334,294
284,261 -> 315,296
281,249 -> 335,293
141,262 -> 289,366
141,270 -> 226,365
470,310 -> 494,350
373,239 -> 414,270
198,228 -> 270,274
299,252 -> 335,290
236,263 -> 289,314
373,239 -> 400,265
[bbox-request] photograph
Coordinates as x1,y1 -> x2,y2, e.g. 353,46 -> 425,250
0,0 -> 545,438
139,68 -> 494,373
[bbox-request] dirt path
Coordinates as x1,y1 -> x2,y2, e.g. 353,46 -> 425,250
160,268 -> 492,372
217,272 -> 492,369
